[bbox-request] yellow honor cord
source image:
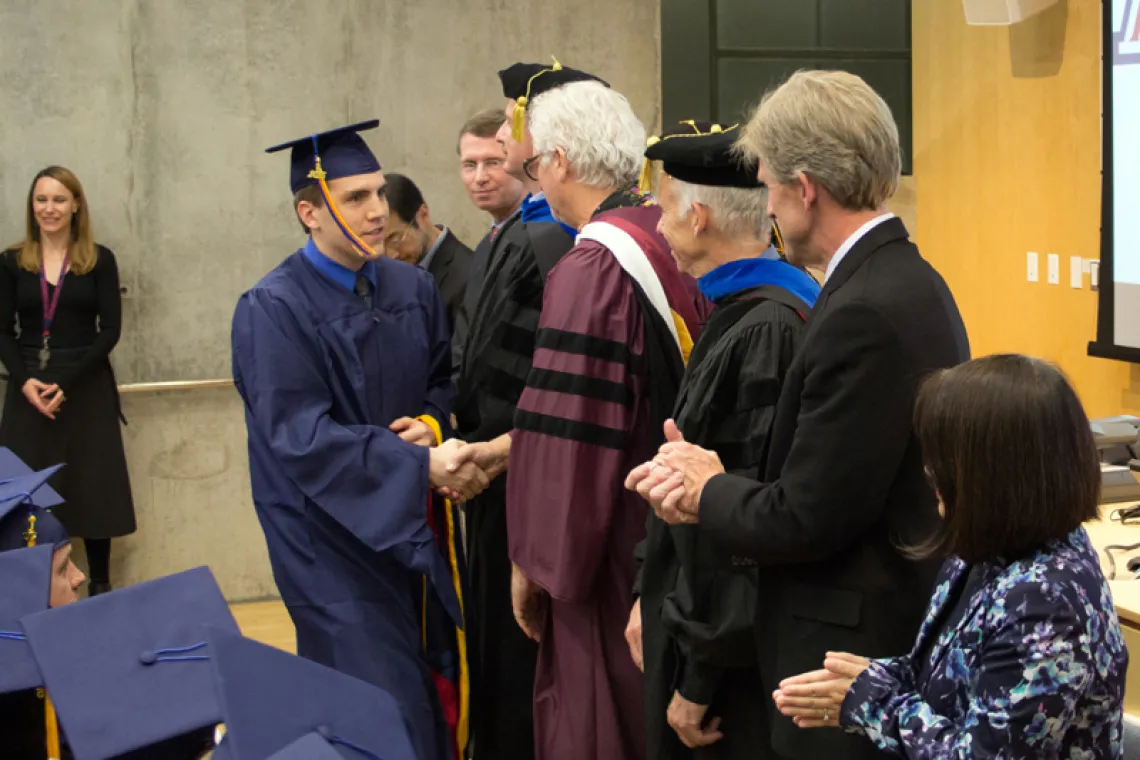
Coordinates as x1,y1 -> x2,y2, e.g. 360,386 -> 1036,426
414,415 -> 471,752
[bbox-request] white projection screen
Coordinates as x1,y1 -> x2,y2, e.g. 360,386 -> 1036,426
1092,0 -> 1140,362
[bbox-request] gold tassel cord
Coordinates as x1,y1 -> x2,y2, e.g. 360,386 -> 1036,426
510,56 -> 562,143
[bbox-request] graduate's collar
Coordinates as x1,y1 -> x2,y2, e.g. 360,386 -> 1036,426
697,256 -> 821,306
303,238 -> 378,293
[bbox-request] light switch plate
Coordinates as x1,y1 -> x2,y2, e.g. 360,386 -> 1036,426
1070,256 -> 1083,288
1047,253 -> 1060,285
1027,251 -> 1039,282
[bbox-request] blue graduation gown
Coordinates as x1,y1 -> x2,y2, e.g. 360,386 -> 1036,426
231,242 -> 460,760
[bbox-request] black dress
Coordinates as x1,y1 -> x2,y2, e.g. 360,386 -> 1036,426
0,245 -> 135,538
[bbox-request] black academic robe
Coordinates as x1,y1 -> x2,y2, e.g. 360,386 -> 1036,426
639,286 -> 810,760
700,218 -> 971,759
454,210 -> 571,760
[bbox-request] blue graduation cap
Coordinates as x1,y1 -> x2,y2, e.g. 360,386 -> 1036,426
0,447 -> 68,551
0,545 -> 54,695
265,119 -> 382,195
265,119 -> 383,258
207,628 -> 417,760
21,566 -> 240,759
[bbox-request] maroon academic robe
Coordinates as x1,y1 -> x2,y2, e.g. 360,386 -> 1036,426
507,202 -> 706,760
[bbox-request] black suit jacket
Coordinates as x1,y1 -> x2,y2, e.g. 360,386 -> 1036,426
701,218 -> 970,760
425,228 -> 473,338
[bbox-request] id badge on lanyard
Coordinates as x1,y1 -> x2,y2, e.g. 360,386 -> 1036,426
38,254 -> 69,371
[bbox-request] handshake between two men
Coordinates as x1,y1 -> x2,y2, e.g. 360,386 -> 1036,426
389,417 -> 510,503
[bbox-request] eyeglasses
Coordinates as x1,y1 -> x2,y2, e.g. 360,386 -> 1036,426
523,154 -> 544,182
384,227 -> 412,247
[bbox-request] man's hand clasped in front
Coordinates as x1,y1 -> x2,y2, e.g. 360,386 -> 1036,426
624,420 -> 724,524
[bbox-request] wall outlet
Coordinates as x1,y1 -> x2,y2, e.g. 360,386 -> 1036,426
1027,251 -> 1039,282
1070,256 -> 1083,288
1047,253 -> 1060,285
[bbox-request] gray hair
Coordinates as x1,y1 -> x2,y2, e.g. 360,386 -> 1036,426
529,81 -> 646,189
674,180 -> 771,243
737,69 -> 900,210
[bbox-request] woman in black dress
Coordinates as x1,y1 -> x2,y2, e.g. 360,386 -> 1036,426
0,165 -> 136,595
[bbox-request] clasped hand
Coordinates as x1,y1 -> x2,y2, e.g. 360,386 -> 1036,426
22,378 -> 64,420
624,420 -> 724,524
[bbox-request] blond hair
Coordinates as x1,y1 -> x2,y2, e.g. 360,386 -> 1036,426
737,70 -> 900,211
14,166 -> 97,275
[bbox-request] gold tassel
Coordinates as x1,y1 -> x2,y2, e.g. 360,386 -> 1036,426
639,135 -> 660,194
23,514 -> 37,547
511,57 -> 563,144
45,695 -> 61,760
510,96 -> 528,143
772,222 -> 785,256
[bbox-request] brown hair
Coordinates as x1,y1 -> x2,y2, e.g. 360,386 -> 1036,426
457,108 -> 507,154
292,184 -> 325,235
912,354 -> 1100,564
14,166 -> 97,275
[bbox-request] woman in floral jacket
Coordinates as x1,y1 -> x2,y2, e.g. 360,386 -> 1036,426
773,354 -> 1128,758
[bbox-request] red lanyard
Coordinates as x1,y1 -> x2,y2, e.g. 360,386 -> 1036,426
37,254 -> 69,370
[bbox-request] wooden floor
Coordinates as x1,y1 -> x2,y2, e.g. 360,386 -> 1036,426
230,599 -> 295,654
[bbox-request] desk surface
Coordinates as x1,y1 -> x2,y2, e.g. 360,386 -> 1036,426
1086,502 -> 1140,626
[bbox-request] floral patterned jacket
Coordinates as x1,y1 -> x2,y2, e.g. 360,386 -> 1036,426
841,527 -> 1127,758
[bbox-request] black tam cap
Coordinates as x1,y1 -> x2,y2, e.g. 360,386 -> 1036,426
266,119 -> 382,195
497,59 -> 608,141
642,121 -> 762,192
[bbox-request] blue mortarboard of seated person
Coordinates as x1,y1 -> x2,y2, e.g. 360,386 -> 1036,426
206,627 -> 417,760
0,545 -> 55,695
0,447 -> 68,552
21,565 -> 241,760
265,119 -> 382,195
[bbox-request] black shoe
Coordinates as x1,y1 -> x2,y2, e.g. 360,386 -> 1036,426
88,581 -> 112,597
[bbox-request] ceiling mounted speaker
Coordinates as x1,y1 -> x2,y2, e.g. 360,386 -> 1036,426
962,0 -> 1060,25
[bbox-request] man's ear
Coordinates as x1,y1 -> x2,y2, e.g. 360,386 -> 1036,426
416,202 -> 431,229
690,202 -> 711,236
297,200 -> 321,232
796,171 -> 817,211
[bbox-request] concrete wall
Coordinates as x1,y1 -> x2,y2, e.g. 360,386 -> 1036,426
0,0 -> 661,600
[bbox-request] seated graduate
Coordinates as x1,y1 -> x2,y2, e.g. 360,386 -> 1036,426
205,627 -> 416,760
628,121 -> 819,759
20,566 -> 242,760
0,449 -> 84,760
772,355 -> 1127,758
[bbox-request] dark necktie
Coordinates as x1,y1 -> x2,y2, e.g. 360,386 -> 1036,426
354,273 -> 372,306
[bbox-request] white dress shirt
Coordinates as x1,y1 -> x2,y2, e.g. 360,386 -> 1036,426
824,213 -> 896,282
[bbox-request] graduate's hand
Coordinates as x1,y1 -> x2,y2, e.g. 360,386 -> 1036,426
430,440 -> 490,503
390,417 -> 437,447
625,599 -> 643,672
446,434 -> 511,482
773,652 -> 870,729
668,692 -> 722,748
22,378 -> 57,420
511,562 -> 547,642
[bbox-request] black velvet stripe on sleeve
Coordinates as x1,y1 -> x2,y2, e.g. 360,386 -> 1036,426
534,328 -> 638,367
525,367 -> 634,407
513,409 -> 628,450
